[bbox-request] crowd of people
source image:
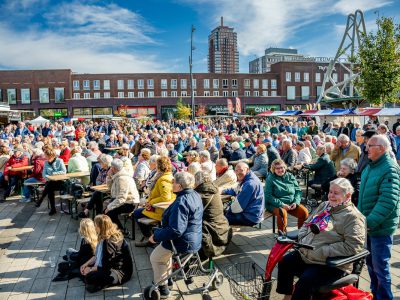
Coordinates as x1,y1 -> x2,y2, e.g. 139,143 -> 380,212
0,116 -> 399,299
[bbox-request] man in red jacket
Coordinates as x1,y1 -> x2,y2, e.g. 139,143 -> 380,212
1,145 -> 29,202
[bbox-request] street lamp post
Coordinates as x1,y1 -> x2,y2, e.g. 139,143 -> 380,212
189,25 -> 196,121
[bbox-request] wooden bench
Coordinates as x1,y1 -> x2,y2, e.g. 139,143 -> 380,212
231,211 -> 276,233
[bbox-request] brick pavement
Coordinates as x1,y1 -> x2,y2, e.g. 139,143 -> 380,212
0,197 -> 399,299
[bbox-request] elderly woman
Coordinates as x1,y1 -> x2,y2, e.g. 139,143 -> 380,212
194,171 -> 231,259
265,159 -> 309,232
20,148 -> 46,203
277,178 -> 366,300
68,146 -> 90,185
59,140 -> 71,164
199,150 -> 216,181
148,172 -> 203,298
133,148 -> 151,188
186,150 -> 200,166
134,157 -> 176,247
250,144 -> 269,178
230,142 -> 246,162
142,154 -> 160,195
36,147 -> 67,215
79,154 -> 113,218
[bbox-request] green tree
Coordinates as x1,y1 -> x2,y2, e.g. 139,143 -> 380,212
355,17 -> 400,105
175,98 -> 192,120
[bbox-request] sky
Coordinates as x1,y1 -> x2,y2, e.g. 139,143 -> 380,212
0,0 -> 399,74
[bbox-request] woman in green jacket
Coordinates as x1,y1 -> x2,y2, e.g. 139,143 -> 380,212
265,159 -> 308,232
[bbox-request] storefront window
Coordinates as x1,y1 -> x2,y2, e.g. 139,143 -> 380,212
73,108 -> 92,116
93,107 -> 113,116
40,109 -> 68,118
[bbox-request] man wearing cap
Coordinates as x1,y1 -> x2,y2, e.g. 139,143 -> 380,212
1,145 -> 29,202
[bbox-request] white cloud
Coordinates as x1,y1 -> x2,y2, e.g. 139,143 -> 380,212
333,0 -> 392,15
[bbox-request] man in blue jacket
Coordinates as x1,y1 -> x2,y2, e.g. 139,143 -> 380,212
224,162 -> 265,226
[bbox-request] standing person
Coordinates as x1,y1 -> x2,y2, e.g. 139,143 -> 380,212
395,126 -> 400,165
330,134 -> 361,171
358,135 -> 400,300
63,120 -> 76,141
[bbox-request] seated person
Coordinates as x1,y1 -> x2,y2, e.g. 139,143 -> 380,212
223,162 -> 264,226
265,159 -> 309,232
134,157 -> 176,247
281,139 -> 297,171
277,178 -> 366,300
79,154 -> 113,218
214,158 -> 237,192
133,149 -> 151,189
199,150 -> 216,180
2,145 -> 29,201
80,215 -> 133,293
303,144 -> 336,188
59,140 -> 71,164
149,172 -> 203,298
250,144 -> 269,179
53,219 -> 97,281
20,148 -> 46,203
229,142 -> 246,163
295,141 -> 312,166
194,171 -> 232,259
142,154 -> 161,195
36,147 -> 67,215
104,159 -> 140,230
68,146 -> 90,185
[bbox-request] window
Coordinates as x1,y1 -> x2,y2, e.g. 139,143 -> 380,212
285,72 -> 291,82
161,91 -> 168,97
171,79 -> 177,89
287,86 -> 296,100
193,79 -> 197,88
271,91 -> 277,96
213,79 -> 219,89
138,92 -> 145,98
103,80 -> 110,90
316,86 -> 322,98
262,91 -> 269,96
73,80 -> 80,90
161,79 -> 168,89
262,79 -> 268,89
295,72 -> 300,82
7,89 -> 17,104
271,79 -> 277,89
171,91 -> 177,97
147,79 -> 154,89
181,91 -> 187,97
117,80 -> 124,90
244,79 -> 250,88
315,73 -> 321,83
193,91 -> 197,96
73,93 -> 80,99
55,88 -> 65,103
244,91 -> 250,96
103,92 -> 110,98
180,79 -> 187,89
127,80 -> 134,89
203,79 -> 210,89
21,88 -> 30,104
253,91 -> 259,97
222,79 -> 228,88
332,73 -> 338,82
213,91 -> 219,96
83,93 -> 90,99
128,92 -> 135,98
223,91 -> 229,97
39,88 -> 49,103
148,91 -> 154,97
94,92 -> 100,99
138,79 -> 144,89
93,80 -> 100,90
304,72 -> 309,83
232,90 -> 238,97
344,73 -> 350,81
301,86 -> 310,100
253,79 -> 259,89
232,79 -> 238,88
83,80 -> 90,90
118,92 -> 124,98
204,91 -> 210,96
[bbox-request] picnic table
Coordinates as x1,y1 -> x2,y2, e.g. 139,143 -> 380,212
152,201 -> 173,210
10,165 -> 33,172
47,171 -> 90,181
104,147 -> 122,151
91,184 -> 109,192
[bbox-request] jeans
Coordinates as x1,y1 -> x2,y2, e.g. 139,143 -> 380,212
22,177 -> 41,198
366,235 -> 393,300
225,211 -> 256,226
133,208 -> 153,238
4,175 -> 19,198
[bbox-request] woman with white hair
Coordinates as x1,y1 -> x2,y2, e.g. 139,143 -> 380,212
199,150 -> 216,181
20,148 -> 46,203
229,141 -> 246,162
68,146 -> 90,185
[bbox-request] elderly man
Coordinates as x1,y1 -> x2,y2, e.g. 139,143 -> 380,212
230,142 -> 246,162
105,158 -> 140,230
330,134 -> 361,171
214,158 -> 237,191
377,124 -> 397,154
358,135 -> 400,300
204,138 -> 219,163
63,120 -> 75,141
303,144 -> 336,187
223,162 -> 264,226
281,139 -> 297,171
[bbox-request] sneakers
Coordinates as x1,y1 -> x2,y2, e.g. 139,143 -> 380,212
19,198 -> 31,203
135,237 -> 149,247
158,285 -> 170,299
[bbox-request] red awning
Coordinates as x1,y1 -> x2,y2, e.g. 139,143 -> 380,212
256,111 -> 273,117
300,110 -> 318,116
357,108 -> 382,116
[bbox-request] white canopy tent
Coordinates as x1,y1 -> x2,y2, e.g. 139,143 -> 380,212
28,116 -> 50,126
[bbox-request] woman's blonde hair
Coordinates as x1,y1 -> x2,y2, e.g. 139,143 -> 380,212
94,215 -> 123,243
270,159 -> 287,174
79,219 -> 98,253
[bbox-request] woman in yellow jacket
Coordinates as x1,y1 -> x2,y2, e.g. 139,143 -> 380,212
134,157 -> 176,247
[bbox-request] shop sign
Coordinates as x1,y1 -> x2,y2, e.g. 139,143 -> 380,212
207,105 -> 228,113
245,104 -> 280,113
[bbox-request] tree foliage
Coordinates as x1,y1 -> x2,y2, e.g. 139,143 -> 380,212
355,17 -> 400,105
175,98 -> 192,120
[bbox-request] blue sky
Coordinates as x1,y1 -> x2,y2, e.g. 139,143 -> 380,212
0,0 -> 399,73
